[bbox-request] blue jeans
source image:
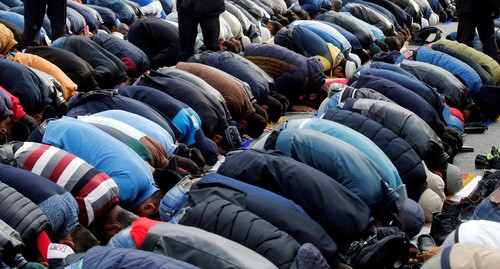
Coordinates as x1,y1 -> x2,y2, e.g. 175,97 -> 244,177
472,197 -> 500,222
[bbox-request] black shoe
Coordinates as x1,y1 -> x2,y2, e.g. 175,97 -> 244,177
429,212 -> 460,246
417,234 -> 436,252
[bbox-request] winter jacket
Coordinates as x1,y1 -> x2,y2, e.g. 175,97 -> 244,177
272,128 -> 399,212
431,43 -> 495,86
274,24 -> 342,73
365,0 -> 413,28
244,43 -> 325,106
13,52 -> 78,101
117,85 -> 218,165
138,70 -> 229,137
160,66 -> 229,116
91,33 -> 150,78
61,35 -> 127,89
227,0 -> 269,20
138,220 -> 279,269
127,18 -> 179,70
174,61 -> 256,121
360,66 -> 444,115
320,109 -> 427,202
5,141 -> 119,227
218,149 -> 372,250
0,181 -> 50,251
435,39 -> 500,85
352,74 -> 445,136
0,164 -> 79,241
77,246 -> 199,269
414,46 -> 482,96
180,195 -> 300,269
24,46 -> 99,92
88,0 -> 137,25
341,3 -> 396,36
399,60 -> 469,110
320,21 -> 363,52
387,0 -> 422,21
196,51 -> 270,104
342,98 -> 447,172
285,118 -> 403,189
0,22 -> 16,55
317,11 -> 375,49
66,90 -> 179,140
0,59 -> 52,116
67,1 -> 102,32
189,185 -> 340,268
291,20 -> 351,54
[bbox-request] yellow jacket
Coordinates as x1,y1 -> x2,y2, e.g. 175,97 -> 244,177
0,23 -> 17,55
14,52 -> 78,100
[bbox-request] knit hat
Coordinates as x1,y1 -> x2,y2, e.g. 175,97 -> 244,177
419,189 -> 444,223
367,43 -> 381,56
445,163 -> 462,194
396,186 -> 425,238
344,60 -> 357,79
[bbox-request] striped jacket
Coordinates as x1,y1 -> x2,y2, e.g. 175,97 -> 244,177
10,142 -> 119,227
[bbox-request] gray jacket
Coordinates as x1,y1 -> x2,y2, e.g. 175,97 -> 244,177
140,222 -> 278,269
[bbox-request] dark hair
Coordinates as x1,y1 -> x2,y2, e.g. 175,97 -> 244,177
266,21 -> 283,36
245,112 -> 267,138
222,40 -> 240,53
41,103 -> 68,122
69,224 -> 99,252
253,103 -> 268,122
153,168 -> 184,194
264,95 -> 284,123
115,208 -> 139,231
294,9 -> 310,20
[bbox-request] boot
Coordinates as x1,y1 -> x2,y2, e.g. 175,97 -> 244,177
429,212 -> 460,246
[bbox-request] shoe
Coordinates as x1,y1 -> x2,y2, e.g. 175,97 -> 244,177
417,234 -> 436,252
442,199 -> 477,222
429,212 -> 460,246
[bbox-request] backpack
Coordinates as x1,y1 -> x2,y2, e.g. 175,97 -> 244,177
345,226 -> 411,269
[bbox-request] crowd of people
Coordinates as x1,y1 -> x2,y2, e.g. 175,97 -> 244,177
0,0 -> 499,268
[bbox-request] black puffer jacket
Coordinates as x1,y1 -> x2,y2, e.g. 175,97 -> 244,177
190,185 -> 340,267
342,98 -> 448,172
342,3 -> 397,36
218,149 -> 372,251
399,60 -> 469,110
0,182 -> 50,258
180,195 -> 300,269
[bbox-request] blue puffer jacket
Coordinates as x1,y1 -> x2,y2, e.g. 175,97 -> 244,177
360,67 -> 444,115
78,246 -> 199,269
198,51 -> 270,104
274,128 -> 399,213
285,118 -> 403,189
352,74 -> 445,136
320,109 -> 427,202
275,24 -> 342,72
415,46 -> 483,96
299,0 -> 329,17
218,148 -> 372,250
292,20 -> 351,53
321,21 -> 363,52
87,0 -> 137,24
91,33 -> 150,78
